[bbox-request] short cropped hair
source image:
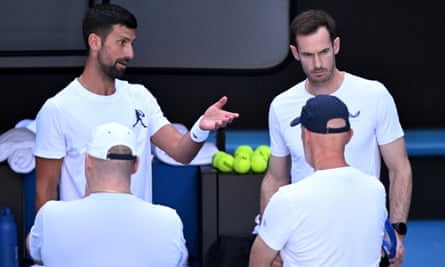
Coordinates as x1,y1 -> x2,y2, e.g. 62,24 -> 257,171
82,3 -> 137,49
290,9 -> 337,48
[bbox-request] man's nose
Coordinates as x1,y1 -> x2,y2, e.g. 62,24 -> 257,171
313,54 -> 322,68
125,44 -> 134,59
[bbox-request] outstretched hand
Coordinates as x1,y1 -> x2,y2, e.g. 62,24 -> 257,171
199,96 -> 239,130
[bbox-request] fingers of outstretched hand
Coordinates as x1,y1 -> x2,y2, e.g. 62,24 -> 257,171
202,111 -> 238,129
213,96 -> 228,108
207,96 -> 238,117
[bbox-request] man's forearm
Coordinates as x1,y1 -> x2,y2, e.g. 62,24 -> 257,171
34,157 -> 63,212
389,168 -> 412,222
35,186 -> 58,212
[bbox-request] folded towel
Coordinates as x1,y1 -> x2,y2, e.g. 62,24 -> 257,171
15,118 -> 37,134
0,127 -> 36,173
153,123 -> 218,166
7,144 -> 35,173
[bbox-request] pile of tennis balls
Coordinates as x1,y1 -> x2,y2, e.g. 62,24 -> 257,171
212,145 -> 271,174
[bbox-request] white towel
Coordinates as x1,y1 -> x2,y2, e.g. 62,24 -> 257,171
15,118 -> 37,134
0,127 -> 36,173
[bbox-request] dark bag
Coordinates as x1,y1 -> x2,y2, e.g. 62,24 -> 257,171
205,234 -> 255,267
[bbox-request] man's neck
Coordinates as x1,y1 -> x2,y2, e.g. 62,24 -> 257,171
89,189 -> 131,194
306,69 -> 344,95
86,180 -> 132,196
78,66 -> 116,96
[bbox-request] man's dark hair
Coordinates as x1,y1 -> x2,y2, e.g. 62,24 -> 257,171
289,9 -> 337,48
82,3 -> 138,49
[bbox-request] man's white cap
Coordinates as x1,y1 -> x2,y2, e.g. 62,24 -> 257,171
87,122 -> 137,160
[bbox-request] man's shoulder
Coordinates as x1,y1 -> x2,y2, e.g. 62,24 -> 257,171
46,79 -> 80,100
115,79 -> 154,98
344,72 -> 386,89
270,81 -> 308,114
148,203 -> 180,217
347,167 -> 386,190
116,79 -> 147,91
273,81 -> 306,101
37,199 -> 75,216
338,72 -> 391,105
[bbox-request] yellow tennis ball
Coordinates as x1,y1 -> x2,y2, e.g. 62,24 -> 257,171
217,153 -> 234,173
234,145 -> 253,159
251,151 -> 268,173
255,145 -> 271,161
212,151 -> 226,168
235,150 -> 251,160
233,156 -> 251,174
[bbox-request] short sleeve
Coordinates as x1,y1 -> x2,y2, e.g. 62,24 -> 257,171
268,102 -> 290,157
375,84 -> 404,145
33,99 -> 66,159
258,191 -> 294,251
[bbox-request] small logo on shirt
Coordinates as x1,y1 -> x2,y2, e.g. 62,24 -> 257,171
349,110 -> 360,118
262,219 -> 267,227
133,109 -> 147,128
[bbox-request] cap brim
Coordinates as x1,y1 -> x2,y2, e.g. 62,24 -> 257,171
290,117 -> 301,127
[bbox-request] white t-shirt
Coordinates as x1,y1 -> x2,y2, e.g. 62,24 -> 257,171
34,79 -> 169,202
259,167 -> 387,267
29,193 -> 188,267
269,72 -> 404,183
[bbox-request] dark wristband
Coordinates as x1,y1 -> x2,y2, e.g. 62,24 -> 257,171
391,222 -> 407,235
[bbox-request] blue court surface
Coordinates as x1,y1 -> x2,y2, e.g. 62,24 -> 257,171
404,220 -> 445,266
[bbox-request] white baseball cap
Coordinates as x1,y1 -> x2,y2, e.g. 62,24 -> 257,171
86,122 -> 137,160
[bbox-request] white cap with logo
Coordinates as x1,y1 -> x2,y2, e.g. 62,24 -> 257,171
86,122 -> 137,160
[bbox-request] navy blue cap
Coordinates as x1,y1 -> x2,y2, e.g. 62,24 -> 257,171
290,95 -> 350,134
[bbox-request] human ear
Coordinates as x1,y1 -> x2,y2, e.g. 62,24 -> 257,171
346,129 -> 353,144
132,156 -> 140,174
333,37 -> 340,55
88,33 -> 102,51
290,45 -> 300,61
301,127 -> 311,147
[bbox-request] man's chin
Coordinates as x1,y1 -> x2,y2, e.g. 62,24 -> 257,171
110,68 -> 126,79
309,73 -> 328,83
116,71 -> 126,79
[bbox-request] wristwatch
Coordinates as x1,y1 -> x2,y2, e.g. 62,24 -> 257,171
392,222 -> 408,235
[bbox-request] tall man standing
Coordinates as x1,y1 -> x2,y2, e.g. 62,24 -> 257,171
260,9 -> 411,266
34,3 -> 239,211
